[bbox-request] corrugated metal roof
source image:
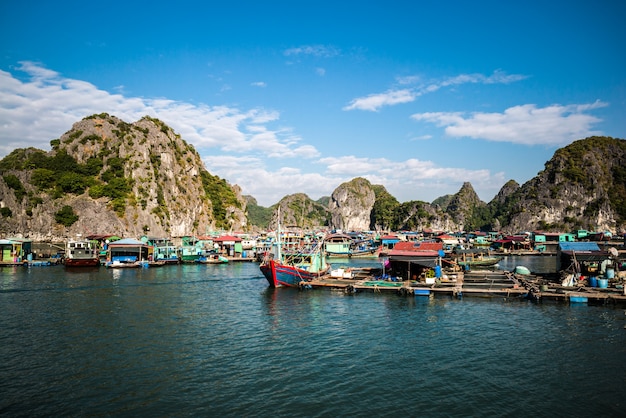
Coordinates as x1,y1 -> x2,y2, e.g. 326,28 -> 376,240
391,241 -> 443,253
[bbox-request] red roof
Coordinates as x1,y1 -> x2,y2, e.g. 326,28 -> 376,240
381,235 -> 399,240
436,234 -> 455,240
213,235 -> 242,242
389,241 -> 443,257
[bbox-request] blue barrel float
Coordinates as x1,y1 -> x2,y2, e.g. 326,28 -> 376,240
597,278 -> 608,289
589,276 -> 598,287
606,268 -> 615,279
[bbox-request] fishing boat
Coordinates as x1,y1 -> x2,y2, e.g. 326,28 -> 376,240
456,254 -> 503,268
324,233 -> 352,257
196,251 -> 229,264
260,213 -> 330,287
64,239 -> 100,267
260,248 -> 330,287
324,232 -> 381,258
348,243 -> 382,258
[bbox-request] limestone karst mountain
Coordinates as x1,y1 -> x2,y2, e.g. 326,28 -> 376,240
2,125 -> 625,238
0,113 -> 247,240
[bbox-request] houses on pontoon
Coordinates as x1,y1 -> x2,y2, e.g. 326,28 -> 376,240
1,227 -> 624,273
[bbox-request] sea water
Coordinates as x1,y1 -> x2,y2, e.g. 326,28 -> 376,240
1,259 -> 624,417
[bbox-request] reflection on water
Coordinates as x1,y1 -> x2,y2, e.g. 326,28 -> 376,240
1,261 -> 624,417
496,254 -> 557,273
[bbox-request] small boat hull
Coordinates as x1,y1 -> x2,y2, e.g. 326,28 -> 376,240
106,261 -> 141,268
260,259 -> 328,288
65,258 -> 100,267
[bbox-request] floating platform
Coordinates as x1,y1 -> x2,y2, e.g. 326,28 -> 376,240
0,259 -> 62,267
297,270 -> 626,306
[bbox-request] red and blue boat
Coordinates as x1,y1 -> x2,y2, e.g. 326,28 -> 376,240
260,249 -> 330,287
260,221 -> 329,287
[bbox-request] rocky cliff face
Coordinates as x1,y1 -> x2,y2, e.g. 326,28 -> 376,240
3,131 -> 624,239
0,114 -> 247,240
393,200 -> 461,232
501,136 -> 626,233
444,182 -> 486,230
270,193 -> 330,229
328,178 -> 376,231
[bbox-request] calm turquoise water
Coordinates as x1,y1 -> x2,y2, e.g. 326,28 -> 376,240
1,258 -> 624,417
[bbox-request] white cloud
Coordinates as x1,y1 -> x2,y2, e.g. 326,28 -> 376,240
396,75 -> 421,85
251,81 -> 266,87
202,155 -> 340,205
283,45 -> 340,57
345,70 -> 528,111
0,62 -> 515,208
410,134 -> 432,141
317,155 -> 504,204
198,152 -> 506,207
0,61 -> 317,158
315,67 -> 326,76
411,101 -> 607,145
343,89 -> 415,111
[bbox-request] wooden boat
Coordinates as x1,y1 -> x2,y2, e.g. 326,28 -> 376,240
260,251 -> 330,287
196,253 -> 229,264
105,260 -> 141,268
260,214 -> 329,287
348,246 -> 382,258
457,256 -> 503,268
324,233 -> 352,257
452,248 -> 503,269
325,233 -> 381,258
64,239 -> 100,267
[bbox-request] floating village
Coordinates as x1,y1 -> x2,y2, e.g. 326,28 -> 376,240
2,227 -> 626,306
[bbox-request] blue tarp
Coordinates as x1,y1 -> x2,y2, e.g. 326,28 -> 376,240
558,242 -> 600,252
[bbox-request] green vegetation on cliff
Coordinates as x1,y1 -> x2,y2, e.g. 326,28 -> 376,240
200,170 -> 242,229
370,185 -> 399,230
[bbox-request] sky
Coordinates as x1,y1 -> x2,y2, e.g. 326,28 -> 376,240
1,1 -> 625,207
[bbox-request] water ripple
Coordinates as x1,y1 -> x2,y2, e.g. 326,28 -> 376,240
1,262 -> 625,417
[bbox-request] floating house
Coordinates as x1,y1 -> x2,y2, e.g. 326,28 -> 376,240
379,234 -> 401,254
492,235 -> 531,252
107,238 -> 149,265
387,241 -> 445,282
213,235 -> 242,257
86,234 -> 121,262
141,236 -> 179,263
179,236 -> 213,262
557,242 -> 612,275
0,238 -> 33,264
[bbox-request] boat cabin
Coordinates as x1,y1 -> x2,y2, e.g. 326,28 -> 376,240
324,233 -> 353,256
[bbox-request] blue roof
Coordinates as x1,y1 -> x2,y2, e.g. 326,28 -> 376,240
559,242 -> 600,252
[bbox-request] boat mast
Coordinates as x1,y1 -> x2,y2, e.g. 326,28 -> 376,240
277,206 -> 282,261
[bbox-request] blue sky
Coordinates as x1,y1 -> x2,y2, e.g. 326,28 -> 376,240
1,1 -> 624,207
